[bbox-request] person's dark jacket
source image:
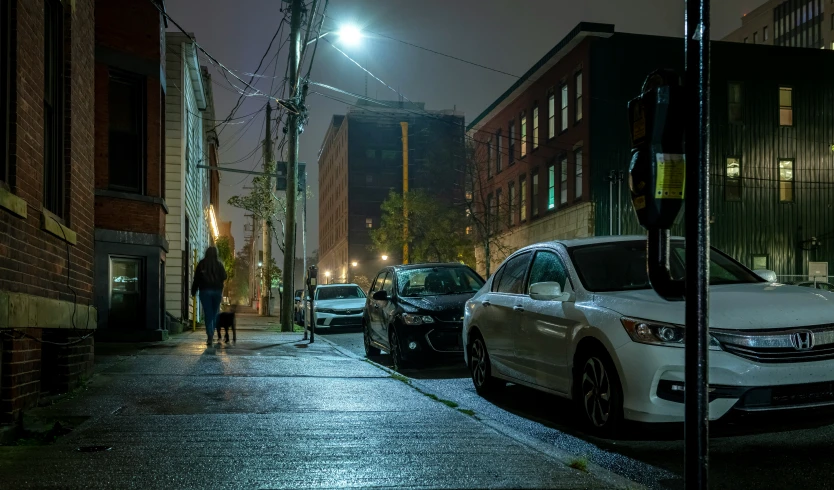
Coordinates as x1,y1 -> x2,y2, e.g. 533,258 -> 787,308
191,260 -> 227,296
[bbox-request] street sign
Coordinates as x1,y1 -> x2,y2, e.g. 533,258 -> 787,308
276,162 -> 306,192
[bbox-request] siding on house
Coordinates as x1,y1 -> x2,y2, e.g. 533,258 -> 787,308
164,34 -> 209,321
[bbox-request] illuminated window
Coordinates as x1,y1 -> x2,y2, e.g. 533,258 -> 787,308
547,164 -> 555,209
778,159 -> 794,202
560,156 -> 568,205
725,157 -> 742,201
560,83 -> 568,131
574,148 -> 583,200
520,177 -> 527,221
520,111 -> 527,158
365,217 -> 373,229
779,87 -> 793,126
548,90 -> 555,138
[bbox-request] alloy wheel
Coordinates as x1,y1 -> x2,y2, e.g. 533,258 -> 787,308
581,356 -> 612,428
471,338 -> 487,388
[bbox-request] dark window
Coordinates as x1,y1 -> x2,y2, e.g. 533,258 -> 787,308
495,252 -> 532,294
531,172 -> 539,216
508,120 -> 515,164
527,250 -> 568,291
365,149 -> 376,159
507,181 -> 515,226
728,82 -> 742,123
574,71 -> 583,123
725,157 -> 742,201
574,148 -> 583,200
109,71 -> 145,193
1,0 -> 11,185
486,138 -> 493,178
560,83 -> 568,131
495,129 -> 502,172
381,150 -> 397,161
764,26 -> 769,41
43,0 -> 65,217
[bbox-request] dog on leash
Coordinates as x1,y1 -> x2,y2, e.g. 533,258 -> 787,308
216,305 -> 237,343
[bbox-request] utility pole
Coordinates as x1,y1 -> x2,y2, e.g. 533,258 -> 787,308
401,122 -> 409,264
260,102 -> 273,316
281,0 -> 303,332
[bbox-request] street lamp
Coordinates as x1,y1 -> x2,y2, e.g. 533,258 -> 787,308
381,255 -> 389,261
306,24 -> 363,46
351,261 -> 358,267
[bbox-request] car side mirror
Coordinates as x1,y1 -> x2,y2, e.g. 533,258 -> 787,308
754,270 -> 777,282
372,290 -> 388,301
529,282 -> 571,302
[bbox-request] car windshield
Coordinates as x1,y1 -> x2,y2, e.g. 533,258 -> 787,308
397,266 -> 485,297
316,286 -> 366,301
569,240 -> 762,293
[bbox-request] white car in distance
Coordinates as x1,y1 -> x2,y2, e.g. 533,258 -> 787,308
309,284 -> 367,329
463,235 -> 834,434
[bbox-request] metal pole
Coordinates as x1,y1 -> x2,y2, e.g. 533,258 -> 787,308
261,103 -> 273,317
608,171 -> 614,235
401,122 -> 409,264
684,0 -> 710,487
192,248 -> 197,332
281,0 -> 302,332
302,173 -> 308,340
618,171 -> 623,235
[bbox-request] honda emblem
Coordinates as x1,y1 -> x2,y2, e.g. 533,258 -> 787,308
791,331 -> 814,351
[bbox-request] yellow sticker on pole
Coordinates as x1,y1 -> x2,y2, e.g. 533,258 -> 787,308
655,154 -> 685,199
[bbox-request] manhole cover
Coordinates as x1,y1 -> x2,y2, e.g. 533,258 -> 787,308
76,446 -> 112,452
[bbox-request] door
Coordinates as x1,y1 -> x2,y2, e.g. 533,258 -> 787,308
368,271 -> 388,342
516,249 -> 576,394
109,256 -> 144,329
379,271 -> 397,345
479,251 -> 532,380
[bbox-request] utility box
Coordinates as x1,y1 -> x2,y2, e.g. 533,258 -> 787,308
809,261 -> 828,282
275,162 -> 307,191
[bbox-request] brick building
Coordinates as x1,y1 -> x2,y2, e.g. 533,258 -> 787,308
469,22 -> 834,280
0,0 -> 97,423
92,0 -> 170,341
317,100 -> 465,285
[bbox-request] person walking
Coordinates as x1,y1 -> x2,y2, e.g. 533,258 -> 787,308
191,246 -> 227,347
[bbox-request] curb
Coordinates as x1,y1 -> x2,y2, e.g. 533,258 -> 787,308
316,335 -> 645,489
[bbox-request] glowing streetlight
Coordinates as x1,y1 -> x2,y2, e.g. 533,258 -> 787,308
336,25 -> 363,45
381,255 -> 389,261
325,271 -> 331,277
351,261 -> 358,267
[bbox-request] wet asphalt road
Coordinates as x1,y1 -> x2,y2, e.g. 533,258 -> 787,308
321,328 -> 834,490
0,327 -> 630,489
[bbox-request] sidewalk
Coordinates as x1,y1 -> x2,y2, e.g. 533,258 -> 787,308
0,322 -> 636,489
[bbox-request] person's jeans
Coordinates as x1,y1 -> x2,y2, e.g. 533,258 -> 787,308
199,289 -> 222,342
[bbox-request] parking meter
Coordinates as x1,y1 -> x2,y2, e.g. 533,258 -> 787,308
628,69 -> 685,300
307,266 -> 318,342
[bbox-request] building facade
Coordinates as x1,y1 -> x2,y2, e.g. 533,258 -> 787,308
317,101 -> 465,285
164,32 -> 211,323
0,0 -> 97,423
469,22 -> 834,281
93,0 -> 169,341
722,0 -> 834,49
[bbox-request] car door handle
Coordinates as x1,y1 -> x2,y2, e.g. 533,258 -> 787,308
513,305 -> 525,312
481,300 -> 491,307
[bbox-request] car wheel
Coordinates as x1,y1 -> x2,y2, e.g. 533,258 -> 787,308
574,348 -> 623,435
469,334 -> 505,396
389,326 -> 409,371
364,321 -> 381,357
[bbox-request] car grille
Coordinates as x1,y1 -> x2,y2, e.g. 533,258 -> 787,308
317,317 -> 363,327
713,325 -> 834,363
737,381 -> 834,410
334,309 -> 363,315
425,329 -> 463,352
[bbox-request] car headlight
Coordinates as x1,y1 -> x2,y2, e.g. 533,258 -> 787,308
402,313 -> 435,325
621,318 -> 722,350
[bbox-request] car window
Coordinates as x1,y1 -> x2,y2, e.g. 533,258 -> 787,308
496,252 -> 532,294
490,266 -> 505,293
396,267 -> 485,297
370,271 -> 387,293
316,286 -> 366,300
527,250 -> 568,292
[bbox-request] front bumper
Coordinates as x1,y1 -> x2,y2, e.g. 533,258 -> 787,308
314,311 -> 364,328
615,341 -> 834,423
396,322 -> 464,358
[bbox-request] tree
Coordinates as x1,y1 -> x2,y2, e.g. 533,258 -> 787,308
228,250 -> 250,304
352,274 -> 372,294
459,140 -> 514,276
215,236 -> 235,288
370,189 -> 474,266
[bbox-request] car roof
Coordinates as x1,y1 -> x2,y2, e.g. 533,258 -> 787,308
524,234 -> 685,249
317,283 -> 361,288
389,262 -> 471,271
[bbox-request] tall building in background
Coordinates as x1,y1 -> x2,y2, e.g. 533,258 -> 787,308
93,0 -> 170,341
722,0 -> 832,49
164,32 -> 212,323
317,101 -> 465,285
469,22 -> 834,280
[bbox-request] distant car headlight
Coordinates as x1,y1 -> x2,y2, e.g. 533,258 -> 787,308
621,318 -> 722,350
402,313 -> 435,325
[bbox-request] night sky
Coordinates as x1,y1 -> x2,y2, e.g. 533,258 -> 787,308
164,0 -> 763,265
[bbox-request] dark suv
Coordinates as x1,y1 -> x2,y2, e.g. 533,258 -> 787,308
363,263 -> 485,370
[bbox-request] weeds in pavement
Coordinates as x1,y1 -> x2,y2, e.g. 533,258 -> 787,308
390,373 -> 411,384
457,408 -> 476,417
568,456 -> 589,473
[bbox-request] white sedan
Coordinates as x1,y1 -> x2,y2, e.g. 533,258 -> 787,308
309,284 -> 367,329
463,235 -> 834,434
